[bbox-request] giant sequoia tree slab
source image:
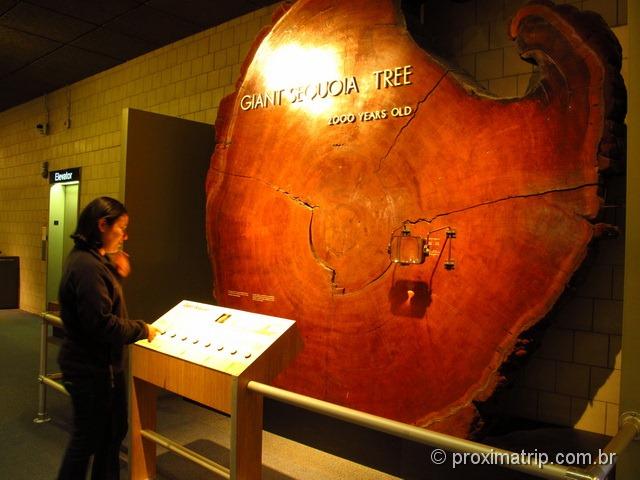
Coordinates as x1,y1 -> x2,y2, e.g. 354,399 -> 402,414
205,0 -> 625,436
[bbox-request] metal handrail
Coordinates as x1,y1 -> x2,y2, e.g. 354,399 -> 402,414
247,381 -> 640,480
42,312 -> 63,328
34,312 -> 67,424
140,429 -> 230,479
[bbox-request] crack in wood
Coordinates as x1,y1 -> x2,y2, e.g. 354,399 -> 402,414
274,188 -> 318,209
210,166 -> 318,209
307,210 -> 340,292
399,182 -> 600,227
375,70 -> 451,172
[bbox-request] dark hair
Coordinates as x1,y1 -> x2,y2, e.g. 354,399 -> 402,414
72,196 -> 127,249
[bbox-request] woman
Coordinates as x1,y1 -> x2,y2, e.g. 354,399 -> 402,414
57,196 -> 159,480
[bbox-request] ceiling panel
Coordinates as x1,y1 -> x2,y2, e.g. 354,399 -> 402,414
0,0 -> 16,15
26,45 -> 120,87
26,0 -> 144,25
72,27 -> 157,61
0,68 -> 56,111
147,0 -> 256,27
0,2 -> 95,43
104,4 -> 201,45
0,25 -> 61,76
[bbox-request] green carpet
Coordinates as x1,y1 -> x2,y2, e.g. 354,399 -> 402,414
0,309 -> 77,479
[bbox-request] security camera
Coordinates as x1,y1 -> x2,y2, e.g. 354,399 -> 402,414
36,122 -> 49,135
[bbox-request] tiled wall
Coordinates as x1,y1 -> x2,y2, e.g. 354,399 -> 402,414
0,5 -> 279,313
420,0 -> 627,435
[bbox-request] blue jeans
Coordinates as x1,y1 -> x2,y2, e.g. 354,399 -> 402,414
57,370 -> 127,480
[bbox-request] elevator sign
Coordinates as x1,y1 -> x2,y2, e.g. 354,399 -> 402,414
49,167 -> 81,184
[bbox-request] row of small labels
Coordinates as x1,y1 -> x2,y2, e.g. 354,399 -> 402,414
156,330 -> 253,359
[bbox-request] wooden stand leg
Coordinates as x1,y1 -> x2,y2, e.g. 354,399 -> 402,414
130,377 -> 158,479
231,380 -> 263,479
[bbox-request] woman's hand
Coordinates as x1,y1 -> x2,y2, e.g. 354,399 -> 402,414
146,324 -> 161,342
108,251 -> 131,277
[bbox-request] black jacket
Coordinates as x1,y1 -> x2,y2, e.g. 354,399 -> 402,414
58,246 -> 147,377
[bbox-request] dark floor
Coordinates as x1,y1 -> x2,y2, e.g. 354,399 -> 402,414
0,309 -> 613,479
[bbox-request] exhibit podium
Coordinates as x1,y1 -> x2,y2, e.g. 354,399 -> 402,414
129,300 -> 300,479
